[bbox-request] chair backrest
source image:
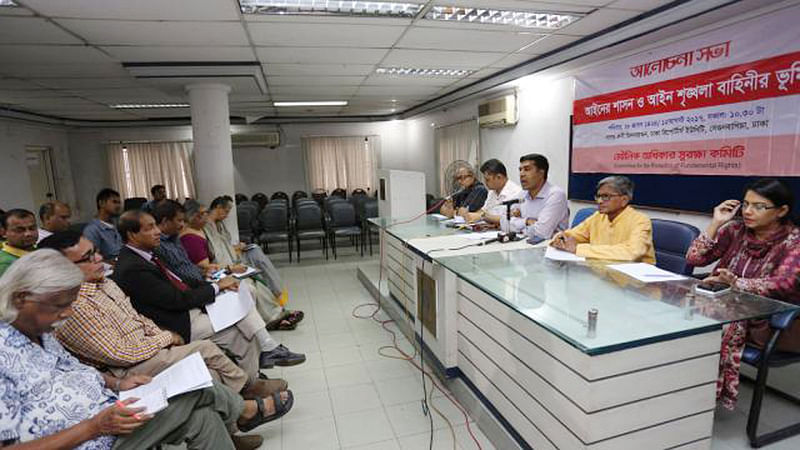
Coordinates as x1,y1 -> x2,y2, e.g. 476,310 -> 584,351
270,191 -> 289,201
258,207 -> 287,232
294,198 -> 316,209
237,208 -> 254,231
329,202 -> 357,227
651,219 -> 700,275
352,188 -> 367,197
349,195 -> 369,221
331,188 -> 347,199
123,197 -> 147,211
362,200 -> 378,219
571,207 -> 596,228
269,198 -> 288,207
295,204 -> 324,230
240,200 -> 260,211
324,196 -> 347,212
252,193 -> 269,209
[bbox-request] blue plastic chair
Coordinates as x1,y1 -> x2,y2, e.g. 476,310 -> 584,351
651,219 -> 700,275
741,309 -> 800,447
571,207 -> 596,228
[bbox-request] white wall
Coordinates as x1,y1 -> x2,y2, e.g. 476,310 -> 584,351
0,118 -> 76,215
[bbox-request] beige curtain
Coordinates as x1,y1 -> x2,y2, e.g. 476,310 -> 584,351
436,120 -> 480,196
107,141 -> 196,200
302,135 -> 378,193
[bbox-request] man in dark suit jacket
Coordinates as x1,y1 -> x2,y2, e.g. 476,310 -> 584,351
111,210 -> 305,379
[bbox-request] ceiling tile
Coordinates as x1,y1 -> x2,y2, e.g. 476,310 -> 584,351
0,17 -> 83,44
31,77 -> 142,89
55,19 -> 249,46
382,49 -> 506,68
361,74 -> 455,87
141,76 -> 263,96
0,63 -> 129,78
0,89 -> 70,100
243,14 -> 413,26
102,46 -> 255,62
356,85 -> 443,96
558,8 -> 641,36
22,0 -> 241,20
267,75 -> 364,86
430,0 -> 595,12
256,47 -> 388,65
270,85 -> 359,97
0,45 -> 112,64
489,52 -> 538,68
607,0 -> 681,11
397,26 -> 547,52
248,23 -> 405,47
263,63 -> 375,77
0,78 -> 46,89
0,5 -> 34,16
8,97 -> 106,108
516,34 -> 580,54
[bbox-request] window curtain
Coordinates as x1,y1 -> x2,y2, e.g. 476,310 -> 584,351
302,135 -> 378,194
435,119 -> 480,196
107,141 -> 196,200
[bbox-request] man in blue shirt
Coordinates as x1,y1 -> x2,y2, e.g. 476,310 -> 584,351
83,188 -> 123,262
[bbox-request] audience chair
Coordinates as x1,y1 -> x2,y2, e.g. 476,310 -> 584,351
311,189 -> 327,205
258,207 -> 292,262
293,203 -> 328,261
291,190 -> 308,203
240,200 -> 260,212
651,219 -> 700,275
571,207 -> 596,227
331,188 -> 347,199
237,207 -> 255,243
351,188 -> 367,197
741,309 -> 800,448
324,196 -> 347,214
235,193 -> 249,205
270,191 -> 289,202
328,202 -> 362,258
362,199 -> 379,256
252,193 -> 269,210
123,197 -> 147,211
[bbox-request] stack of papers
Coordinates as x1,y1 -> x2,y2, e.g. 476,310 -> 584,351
608,263 -> 687,283
464,231 -> 500,241
544,246 -> 586,262
206,283 -> 255,332
119,352 -> 213,414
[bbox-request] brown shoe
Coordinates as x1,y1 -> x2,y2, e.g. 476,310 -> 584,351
241,378 -> 289,400
232,433 -> 264,450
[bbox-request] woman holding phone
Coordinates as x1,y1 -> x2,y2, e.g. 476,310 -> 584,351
686,178 -> 800,409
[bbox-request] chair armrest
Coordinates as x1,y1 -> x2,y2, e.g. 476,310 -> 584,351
770,309 -> 800,330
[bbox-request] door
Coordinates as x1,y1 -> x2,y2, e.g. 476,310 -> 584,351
25,146 -> 57,206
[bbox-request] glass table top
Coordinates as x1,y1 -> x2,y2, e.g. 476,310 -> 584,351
368,216 -> 466,241
435,248 -> 799,355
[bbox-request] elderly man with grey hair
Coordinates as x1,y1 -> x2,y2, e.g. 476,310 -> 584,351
551,175 -> 656,263
0,250 -> 289,450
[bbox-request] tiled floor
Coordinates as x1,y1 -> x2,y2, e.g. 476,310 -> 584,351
251,249 -> 495,450
254,247 -> 800,449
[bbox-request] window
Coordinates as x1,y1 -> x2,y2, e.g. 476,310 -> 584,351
435,120 -> 480,196
107,141 -> 196,200
302,136 -> 378,194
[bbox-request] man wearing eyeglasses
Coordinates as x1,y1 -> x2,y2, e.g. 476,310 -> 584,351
0,209 -> 39,276
440,165 -> 488,218
551,175 -> 656,263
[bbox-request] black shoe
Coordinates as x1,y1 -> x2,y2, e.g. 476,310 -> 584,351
260,345 -> 306,367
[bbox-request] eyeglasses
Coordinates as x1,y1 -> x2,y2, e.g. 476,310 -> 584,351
741,201 -> 779,212
594,193 -> 623,202
74,247 -> 98,264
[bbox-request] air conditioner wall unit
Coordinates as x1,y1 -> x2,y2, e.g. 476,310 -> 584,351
231,132 -> 280,148
478,93 -> 517,128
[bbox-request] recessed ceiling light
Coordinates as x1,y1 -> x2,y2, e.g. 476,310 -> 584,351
239,0 -> 423,17
426,6 -> 582,30
0,0 -> 18,6
375,67 -> 474,77
273,101 -> 348,107
111,103 -> 190,109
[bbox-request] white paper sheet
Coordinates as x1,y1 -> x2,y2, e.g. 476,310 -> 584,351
545,246 -> 586,262
608,263 -> 687,283
121,386 -> 168,415
119,352 -> 213,412
464,231 -> 500,241
205,283 -> 254,332
232,266 -> 259,279
429,213 -> 448,220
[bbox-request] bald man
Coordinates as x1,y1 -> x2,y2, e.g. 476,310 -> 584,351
38,201 -> 72,243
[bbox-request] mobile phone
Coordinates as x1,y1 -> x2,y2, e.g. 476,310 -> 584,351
696,281 -> 731,297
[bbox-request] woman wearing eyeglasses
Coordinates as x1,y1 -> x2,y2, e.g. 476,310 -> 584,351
686,178 -> 800,409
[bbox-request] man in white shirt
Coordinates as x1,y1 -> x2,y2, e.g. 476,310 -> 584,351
37,201 -> 71,243
508,153 -> 569,241
464,159 -> 522,226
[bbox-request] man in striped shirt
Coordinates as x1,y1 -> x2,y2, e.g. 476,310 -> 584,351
38,231 -> 287,402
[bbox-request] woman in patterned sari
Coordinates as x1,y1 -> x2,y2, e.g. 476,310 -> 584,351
686,178 -> 800,409
204,196 -> 303,330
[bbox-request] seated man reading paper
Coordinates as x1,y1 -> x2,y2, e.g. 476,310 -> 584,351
551,175 -> 656,263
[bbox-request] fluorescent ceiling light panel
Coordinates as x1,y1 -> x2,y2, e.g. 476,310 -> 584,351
239,0 -> 422,17
375,67 -> 474,77
0,0 -> 18,6
111,103 -> 190,109
273,101 -> 347,106
426,6 -> 581,29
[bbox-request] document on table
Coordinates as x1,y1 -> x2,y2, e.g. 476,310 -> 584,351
119,352 -> 213,414
232,266 -> 260,279
464,231 -> 500,241
608,263 -> 687,283
545,246 -> 586,262
429,213 -> 448,220
206,283 -> 255,332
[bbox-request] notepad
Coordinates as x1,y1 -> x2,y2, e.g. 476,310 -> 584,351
544,246 -> 586,262
119,352 -> 213,414
205,283 -> 255,332
608,263 -> 687,283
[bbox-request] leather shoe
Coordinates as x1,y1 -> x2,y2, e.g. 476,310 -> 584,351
259,344 -> 306,368
232,433 -> 263,450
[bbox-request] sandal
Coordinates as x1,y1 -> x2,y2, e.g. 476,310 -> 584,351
265,317 -> 297,331
238,390 -> 294,432
286,310 -> 304,325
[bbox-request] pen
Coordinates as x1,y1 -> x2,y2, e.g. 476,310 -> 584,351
116,400 -> 143,420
